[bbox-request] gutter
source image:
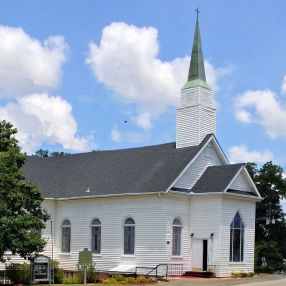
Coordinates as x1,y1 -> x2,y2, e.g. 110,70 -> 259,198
168,190 -> 263,202
44,191 -> 165,201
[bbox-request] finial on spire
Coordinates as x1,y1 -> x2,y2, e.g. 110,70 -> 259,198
195,7 -> 200,21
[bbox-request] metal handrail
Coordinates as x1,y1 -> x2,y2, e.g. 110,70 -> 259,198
135,264 -> 168,280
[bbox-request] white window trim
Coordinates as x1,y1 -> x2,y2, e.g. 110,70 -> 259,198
90,218 -> 101,254
123,217 -> 135,256
61,219 -> 71,253
172,217 -> 183,256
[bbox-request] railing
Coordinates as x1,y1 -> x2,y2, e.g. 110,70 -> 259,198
135,264 -> 168,280
167,264 -> 184,276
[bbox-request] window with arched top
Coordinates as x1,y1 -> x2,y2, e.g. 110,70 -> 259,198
91,219 -> 101,253
172,218 -> 182,256
230,212 -> 244,262
62,219 -> 71,253
124,217 -> 135,255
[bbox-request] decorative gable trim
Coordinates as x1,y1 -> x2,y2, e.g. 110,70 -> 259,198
224,166 -> 261,198
166,134 -> 228,193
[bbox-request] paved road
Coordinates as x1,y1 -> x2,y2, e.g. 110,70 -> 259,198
165,274 -> 286,286
235,278 -> 286,286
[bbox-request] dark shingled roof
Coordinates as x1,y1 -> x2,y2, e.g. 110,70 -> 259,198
191,164 -> 246,194
22,135 -> 212,199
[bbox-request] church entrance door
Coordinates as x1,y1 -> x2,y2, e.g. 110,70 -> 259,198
192,239 -> 208,272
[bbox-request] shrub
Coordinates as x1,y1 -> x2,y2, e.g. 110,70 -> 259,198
103,275 -> 157,285
114,274 -> 126,283
77,264 -> 97,283
103,277 -> 117,284
63,276 -> 81,284
136,276 -> 148,284
6,262 -> 31,285
247,272 -> 254,277
240,272 -> 248,277
51,260 -> 64,284
126,277 -> 136,283
231,271 -> 255,278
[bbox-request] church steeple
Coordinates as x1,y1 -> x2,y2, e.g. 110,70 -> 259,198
176,9 -> 215,149
183,8 -> 210,90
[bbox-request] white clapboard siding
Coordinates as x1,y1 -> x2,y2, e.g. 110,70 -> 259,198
177,86 -> 215,149
176,106 -> 200,148
174,141 -> 225,190
39,195 -> 193,272
218,197 -> 256,277
229,171 -> 252,193
189,196 -> 222,273
200,108 -> 216,142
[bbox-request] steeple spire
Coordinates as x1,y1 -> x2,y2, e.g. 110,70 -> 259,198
176,9 -> 215,148
183,8 -> 210,90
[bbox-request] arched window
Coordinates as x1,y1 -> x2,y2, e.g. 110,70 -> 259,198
124,217 -> 135,255
172,218 -> 182,256
230,212 -> 244,262
62,219 -> 71,253
91,219 -> 101,254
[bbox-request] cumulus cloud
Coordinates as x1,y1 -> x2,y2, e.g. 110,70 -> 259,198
0,25 -> 67,98
86,22 -> 231,130
235,89 -> 286,139
282,75 -> 286,95
0,25 -> 93,153
228,145 -> 274,164
0,93 -> 91,153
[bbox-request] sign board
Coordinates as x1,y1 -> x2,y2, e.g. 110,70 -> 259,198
33,255 -> 51,282
79,248 -> 92,266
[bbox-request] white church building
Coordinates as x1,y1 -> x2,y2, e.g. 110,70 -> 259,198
3,16 -> 261,277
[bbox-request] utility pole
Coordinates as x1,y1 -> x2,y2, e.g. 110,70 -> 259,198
51,220 -> 54,286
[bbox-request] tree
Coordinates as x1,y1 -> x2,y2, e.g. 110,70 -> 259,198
246,161 -> 286,270
34,149 -> 49,158
0,121 -> 49,262
34,149 -> 70,157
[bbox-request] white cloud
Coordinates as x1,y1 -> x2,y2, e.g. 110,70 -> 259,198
86,22 -> 231,130
235,89 -> 286,139
135,112 -> 152,131
0,25 -> 67,98
110,125 -> 146,143
111,125 -> 121,142
282,75 -> 286,95
0,93 -> 91,153
228,145 -> 274,164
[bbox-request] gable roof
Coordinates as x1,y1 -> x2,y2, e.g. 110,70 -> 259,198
171,163 -> 260,198
22,134 -> 212,199
190,164 -> 245,194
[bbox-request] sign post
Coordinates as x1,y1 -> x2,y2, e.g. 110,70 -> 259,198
33,255 -> 51,285
78,248 -> 93,285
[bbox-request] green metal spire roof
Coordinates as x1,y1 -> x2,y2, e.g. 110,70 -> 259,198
182,11 -> 210,90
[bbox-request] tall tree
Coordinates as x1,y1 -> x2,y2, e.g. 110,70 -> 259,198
0,121 -> 49,262
247,161 -> 286,270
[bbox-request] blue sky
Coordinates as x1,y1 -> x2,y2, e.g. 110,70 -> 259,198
0,0 -> 285,174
